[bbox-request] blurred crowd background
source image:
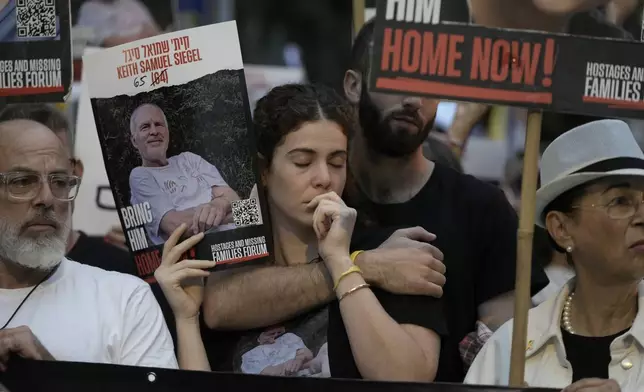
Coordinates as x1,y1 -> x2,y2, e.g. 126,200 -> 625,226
59,0 -> 644,272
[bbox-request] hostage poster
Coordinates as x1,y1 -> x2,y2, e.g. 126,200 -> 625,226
369,0 -> 644,121
82,21 -> 272,281
0,0 -> 72,103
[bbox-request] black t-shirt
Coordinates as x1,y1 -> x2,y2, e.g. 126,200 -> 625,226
344,163 -> 549,382
562,327 -> 629,382
211,223 -> 447,379
67,231 -> 138,275
327,229 -> 448,379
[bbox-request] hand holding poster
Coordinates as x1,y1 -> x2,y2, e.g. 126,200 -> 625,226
83,21 -> 272,281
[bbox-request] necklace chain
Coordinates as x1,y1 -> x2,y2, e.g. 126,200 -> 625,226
561,290 -> 635,336
561,292 -> 576,334
1,268 -> 55,330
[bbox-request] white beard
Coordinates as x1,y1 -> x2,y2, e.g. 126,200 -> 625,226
0,210 -> 70,271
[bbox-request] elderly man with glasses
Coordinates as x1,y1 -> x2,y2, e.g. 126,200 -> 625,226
0,119 -> 177,371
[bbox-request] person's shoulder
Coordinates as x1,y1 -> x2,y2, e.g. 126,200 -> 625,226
434,163 -> 507,207
130,165 -> 150,180
65,257 -> 148,293
489,291 -> 560,345
176,151 -> 200,161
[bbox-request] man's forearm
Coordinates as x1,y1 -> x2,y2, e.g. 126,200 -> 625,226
159,209 -> 196,239
203,262 -> 334,330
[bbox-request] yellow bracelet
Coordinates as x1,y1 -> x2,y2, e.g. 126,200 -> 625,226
350,250 -> 364,263
338,283 -> 370,301
333,265 -> 362,291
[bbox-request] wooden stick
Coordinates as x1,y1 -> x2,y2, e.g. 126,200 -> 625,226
353,0 -> 366,37
508,110 -> 542,386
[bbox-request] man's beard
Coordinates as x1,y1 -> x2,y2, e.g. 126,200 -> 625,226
358,85 -> 433,158
0,209 -> 70,271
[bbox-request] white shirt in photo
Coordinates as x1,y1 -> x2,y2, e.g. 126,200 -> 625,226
129,151 -> 230,244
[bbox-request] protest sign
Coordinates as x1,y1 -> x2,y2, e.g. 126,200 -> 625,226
370,1 -> 644,120
366,0 -> 644,386
83,21 -> 272,282
0,0 -> 72,103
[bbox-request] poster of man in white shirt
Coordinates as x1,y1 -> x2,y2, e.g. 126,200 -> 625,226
129,103 -> 242,245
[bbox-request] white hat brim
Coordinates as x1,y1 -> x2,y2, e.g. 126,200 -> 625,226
535,168 -> 644,228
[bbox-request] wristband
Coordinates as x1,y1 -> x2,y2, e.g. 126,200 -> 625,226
333,265 -> 362,291
338,283 -> 370,301
350,250 -> 364,263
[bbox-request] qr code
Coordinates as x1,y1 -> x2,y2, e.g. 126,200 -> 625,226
16,0 -> 57,38
232,197 -> 261,227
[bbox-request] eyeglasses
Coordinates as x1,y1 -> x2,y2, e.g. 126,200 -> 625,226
0,172 -> 81,202
571,191 -> 644,220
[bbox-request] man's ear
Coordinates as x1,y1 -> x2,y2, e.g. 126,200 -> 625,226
343,69 -> 362,105
545,211 -> 574,250
73,158 -> 84,178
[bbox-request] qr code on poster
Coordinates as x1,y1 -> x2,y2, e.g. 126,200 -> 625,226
232,198 -> 262,227
16,0 -> 57,38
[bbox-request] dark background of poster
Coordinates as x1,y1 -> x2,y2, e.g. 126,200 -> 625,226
89,68 -> 274,269
0,0 -> 72,104
91,69 -> 256,211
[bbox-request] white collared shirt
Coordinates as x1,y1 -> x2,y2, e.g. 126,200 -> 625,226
465,279 -> 644,390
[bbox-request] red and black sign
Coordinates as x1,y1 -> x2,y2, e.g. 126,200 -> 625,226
0,0 -> 72,103
369,1 -> 644,120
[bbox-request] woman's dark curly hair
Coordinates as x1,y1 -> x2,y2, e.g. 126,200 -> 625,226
253,83 -> 358,166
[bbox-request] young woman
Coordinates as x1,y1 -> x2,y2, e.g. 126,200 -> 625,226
154,83 -> 446,381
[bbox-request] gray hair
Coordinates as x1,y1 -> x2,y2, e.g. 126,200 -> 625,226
129,103 -> 169,135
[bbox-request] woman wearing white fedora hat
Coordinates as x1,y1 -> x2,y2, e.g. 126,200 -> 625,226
465,119 -> 644,391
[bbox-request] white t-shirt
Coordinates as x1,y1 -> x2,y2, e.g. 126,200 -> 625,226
76,0 -> 156,45
129,152 -> 230,244
0,258 -> 178,369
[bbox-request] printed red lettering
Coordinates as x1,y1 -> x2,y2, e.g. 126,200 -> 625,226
401,30 -> 422,73
491,40 -> 511,82
382,28 -> 403,72
446,34 -> 464,77
420,32 -> 448,76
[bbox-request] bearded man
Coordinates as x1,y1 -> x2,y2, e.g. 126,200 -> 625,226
338,19 -> 550,381
0,119 -> 177,371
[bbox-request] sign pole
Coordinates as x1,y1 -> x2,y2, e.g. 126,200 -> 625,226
508,109 -> 542,386
353,0 -> 366,37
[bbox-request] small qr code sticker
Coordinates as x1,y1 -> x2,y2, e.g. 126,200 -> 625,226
232,197 -> 262,228
16,0 -> 57,38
